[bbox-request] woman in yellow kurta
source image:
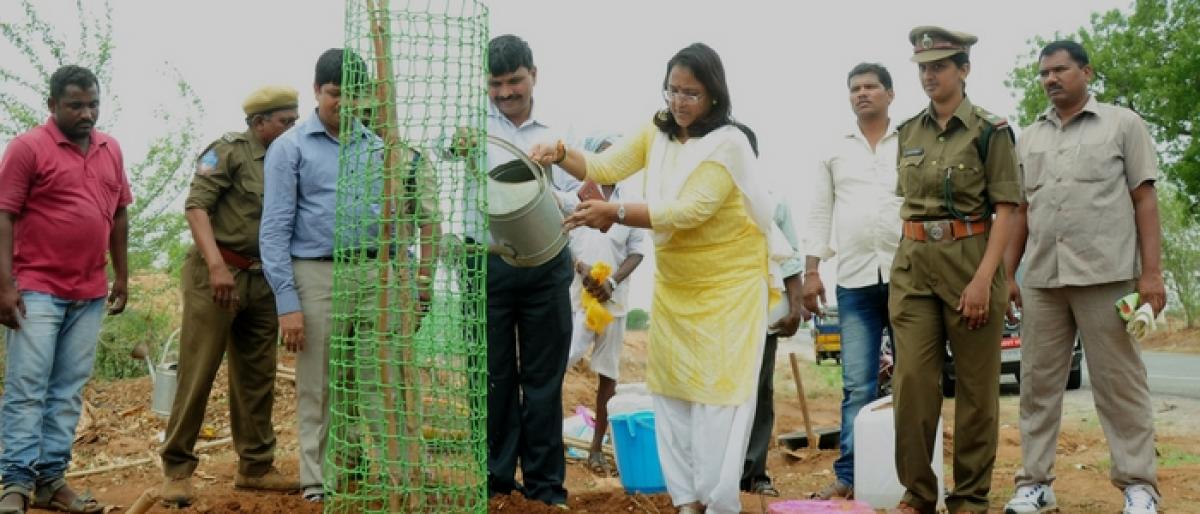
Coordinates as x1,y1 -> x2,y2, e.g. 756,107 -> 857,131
531,43 -> 783,514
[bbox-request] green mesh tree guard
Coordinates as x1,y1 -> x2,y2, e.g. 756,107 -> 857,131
329,1 -> 488,512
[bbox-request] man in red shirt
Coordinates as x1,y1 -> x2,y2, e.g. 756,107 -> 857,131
0,65 -> 131,514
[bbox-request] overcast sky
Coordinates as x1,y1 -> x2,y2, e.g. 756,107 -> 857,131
1,0 -> 1130,309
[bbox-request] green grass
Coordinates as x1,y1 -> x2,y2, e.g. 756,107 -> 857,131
809,360 -> 844,392
1159,445 -> 1200,468
773,355 -> 844,401
92,304 -> 178,380
0,275 -> 180,390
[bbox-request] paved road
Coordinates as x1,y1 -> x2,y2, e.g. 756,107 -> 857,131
784,333 -> 1200,400
1081,350 -> 1200,400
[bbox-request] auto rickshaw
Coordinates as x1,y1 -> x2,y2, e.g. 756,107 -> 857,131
811,305 -> 841,365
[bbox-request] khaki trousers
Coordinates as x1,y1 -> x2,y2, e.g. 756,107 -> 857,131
889,236 -> 1006,514
1014,280 -> 1159,499
162,251 -> 279,478
292,259 -> 389,490
293,259 -> 334,489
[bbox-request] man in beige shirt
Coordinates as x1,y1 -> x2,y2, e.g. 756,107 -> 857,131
1003,40 -> 1165,514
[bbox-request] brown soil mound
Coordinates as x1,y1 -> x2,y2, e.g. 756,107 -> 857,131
489,490 -> 675,513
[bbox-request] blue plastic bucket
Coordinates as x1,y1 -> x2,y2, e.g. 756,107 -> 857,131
608,409 -> 666,494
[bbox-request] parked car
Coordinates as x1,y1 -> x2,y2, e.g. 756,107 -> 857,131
942,319 -> 1083,398
811,305 -> 842,365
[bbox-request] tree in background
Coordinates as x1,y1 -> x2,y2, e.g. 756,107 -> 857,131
626,308 -> 649,330
1006,0 -> 1200,209
1,0 -> 202,272
1159,185 -> 1200,328
1007,0 -> 1200,331
0,0 -> 202,380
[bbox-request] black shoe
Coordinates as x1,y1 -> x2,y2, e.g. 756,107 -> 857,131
751,480 -> 779,497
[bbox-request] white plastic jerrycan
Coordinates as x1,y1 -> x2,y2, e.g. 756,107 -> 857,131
853,395 -> 945,510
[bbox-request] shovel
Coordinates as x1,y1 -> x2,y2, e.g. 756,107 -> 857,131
777,352 -> 840,452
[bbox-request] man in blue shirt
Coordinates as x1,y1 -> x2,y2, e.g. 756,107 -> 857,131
483,34 -> 575,508
259,48 -> 439,503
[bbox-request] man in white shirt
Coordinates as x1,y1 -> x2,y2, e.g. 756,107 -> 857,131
564,136 -> 649,475
481,34 -> 577,508
802,62 -> 901,500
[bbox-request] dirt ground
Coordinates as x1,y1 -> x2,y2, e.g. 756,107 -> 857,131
41,352 -> 318,514
1141,326 -> 1200,354
558,332 -> 1200,513
33,330 -> 1200,513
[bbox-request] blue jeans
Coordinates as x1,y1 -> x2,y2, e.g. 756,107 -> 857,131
1,292 -> 105,488
833,282 -> 889,486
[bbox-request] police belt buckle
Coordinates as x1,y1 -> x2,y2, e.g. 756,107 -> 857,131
925,221 -> 947,241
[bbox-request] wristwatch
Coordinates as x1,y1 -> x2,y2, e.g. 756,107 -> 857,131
616,202 -> 626,223
606,276 -> 618,290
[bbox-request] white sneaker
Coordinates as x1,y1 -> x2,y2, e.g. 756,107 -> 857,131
1004,483 -> 1058,513
1123,485 -> 1157,514
302,485 -> 325,503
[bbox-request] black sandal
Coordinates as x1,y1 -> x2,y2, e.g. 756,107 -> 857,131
752,481 -> 780,497
31,478 -> 103,514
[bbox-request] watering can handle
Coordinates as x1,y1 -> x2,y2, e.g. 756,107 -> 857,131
159,328 -> 182,367
485,135 -> 551,191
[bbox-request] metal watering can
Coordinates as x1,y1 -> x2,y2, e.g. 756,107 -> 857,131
130,328 -> 180,417
486,135 -> 569,268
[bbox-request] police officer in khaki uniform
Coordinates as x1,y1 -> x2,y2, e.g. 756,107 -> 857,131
888,27 -> 1021,514
160,86 -> 302,505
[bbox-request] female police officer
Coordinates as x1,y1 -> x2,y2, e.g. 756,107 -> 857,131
888,26 -> 1020,514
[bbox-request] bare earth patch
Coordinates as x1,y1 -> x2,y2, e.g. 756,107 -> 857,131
31,330 -> 1200,513
1141,326 -> 1200,354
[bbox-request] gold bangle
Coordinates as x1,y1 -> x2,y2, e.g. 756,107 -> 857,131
553,139 -> 567,164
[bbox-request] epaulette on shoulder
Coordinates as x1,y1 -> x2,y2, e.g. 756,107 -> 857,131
198,138 -> 221,157
221,131 -> 245,143
897,109 -> 926,131
974,106 -> 1009,129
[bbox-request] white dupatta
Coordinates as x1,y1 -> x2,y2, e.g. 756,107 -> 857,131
642,125 -> 794,290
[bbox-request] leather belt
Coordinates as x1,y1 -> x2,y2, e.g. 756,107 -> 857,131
295,248 -> 379,262
902,219 -> 989,242
218,246 -> 262,270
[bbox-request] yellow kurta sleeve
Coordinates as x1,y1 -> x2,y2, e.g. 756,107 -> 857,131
649,161 -> 735,231
585,123 -> 656,184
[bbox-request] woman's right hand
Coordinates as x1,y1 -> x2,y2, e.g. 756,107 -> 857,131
527,141 -> 562,166
957,277 -> 992,330
563,200 -> 616,232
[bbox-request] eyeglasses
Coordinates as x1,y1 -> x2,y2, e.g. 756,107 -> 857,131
662,90 -> 704,105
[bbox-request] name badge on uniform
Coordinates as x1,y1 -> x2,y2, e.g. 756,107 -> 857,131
903,148 -> 924,157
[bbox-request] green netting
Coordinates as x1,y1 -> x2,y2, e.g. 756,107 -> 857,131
329,1 -> 488,512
